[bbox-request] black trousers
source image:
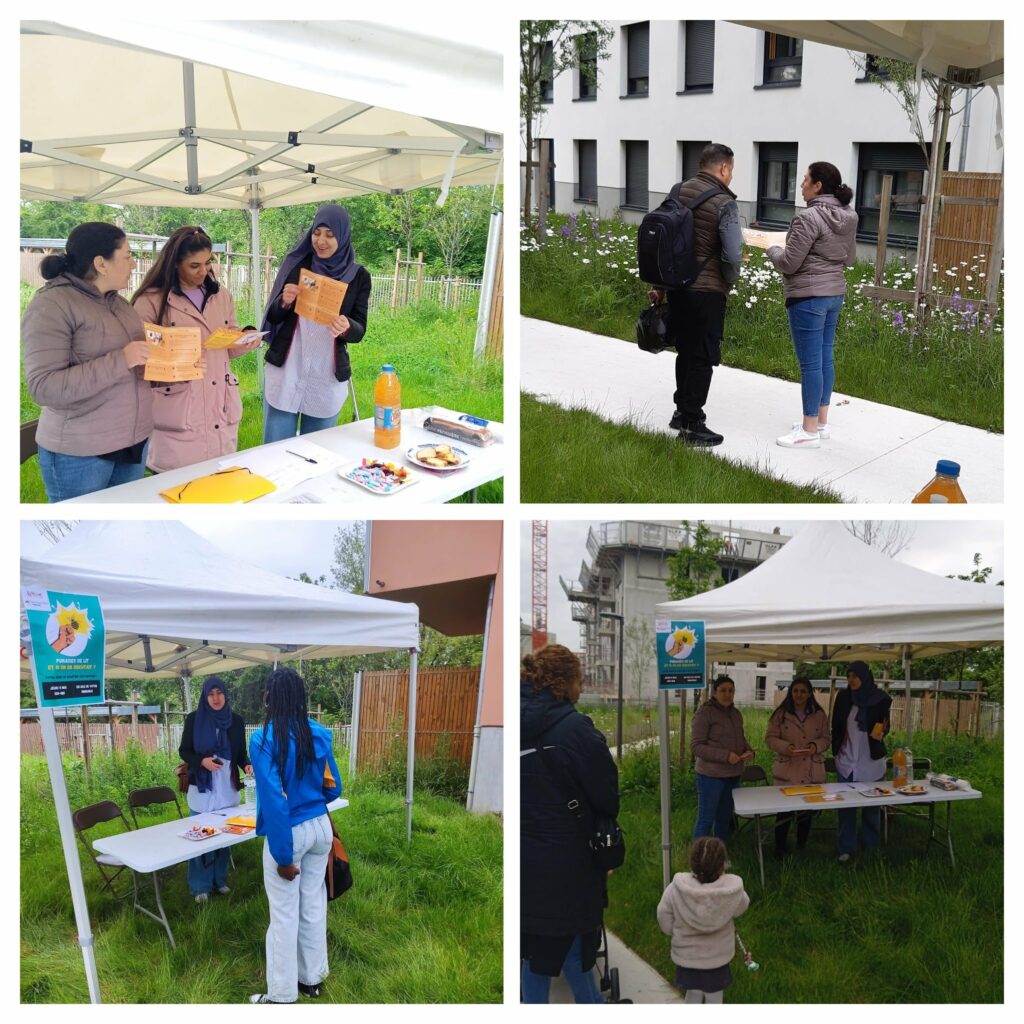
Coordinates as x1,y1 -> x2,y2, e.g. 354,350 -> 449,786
668,289 -> 726,426
775,810 -> 814,850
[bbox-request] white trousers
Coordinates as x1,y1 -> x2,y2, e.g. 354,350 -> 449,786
262,813 -> 333,1003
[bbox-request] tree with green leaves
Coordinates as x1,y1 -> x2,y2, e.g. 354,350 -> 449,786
427,187 -> 493,281
520,20 -> 612,227
665,521 -> 725,600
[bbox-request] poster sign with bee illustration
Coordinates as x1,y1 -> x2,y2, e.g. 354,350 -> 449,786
21,588 -> 106,707
655,619 -> 705,689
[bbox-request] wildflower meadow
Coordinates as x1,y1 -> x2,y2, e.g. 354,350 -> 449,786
521,213 -> 1003,433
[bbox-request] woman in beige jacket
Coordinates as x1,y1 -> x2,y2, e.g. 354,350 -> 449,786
765,677 -> 831,855
22,222 -> 154,501
132,226 -> 261,472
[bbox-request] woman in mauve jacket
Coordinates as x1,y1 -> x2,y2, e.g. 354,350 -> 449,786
767,161 -> 858,450
521,645 -> 619,1004
765,677 -> 831,855
691,676 -> 755,841
132,226 -> 261,472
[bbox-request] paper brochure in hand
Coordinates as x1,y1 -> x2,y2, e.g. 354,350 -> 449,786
143,322 -> 204,381
296,268 -> 348,325
204,328 -> 267,350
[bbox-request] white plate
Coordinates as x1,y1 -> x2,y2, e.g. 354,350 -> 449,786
181,826 -> 218,841
405,443 -> 471,473
861,787 -> 896,798
341,460 -> 420,495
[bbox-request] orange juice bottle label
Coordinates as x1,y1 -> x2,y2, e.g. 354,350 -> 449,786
374,405 -> 401,431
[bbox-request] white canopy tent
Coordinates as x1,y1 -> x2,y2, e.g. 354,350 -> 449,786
21,520 -> 424,1000
20,20 -> 503,349
652,521 -> 1003,886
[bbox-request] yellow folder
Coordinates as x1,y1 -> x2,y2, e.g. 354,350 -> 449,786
160,466 -> 276,504
781,785 -> 825,797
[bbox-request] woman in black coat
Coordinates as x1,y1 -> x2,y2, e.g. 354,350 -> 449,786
260,203 -> 372,443
520,645 -> 619,1003
830,661 -> 892,862
178,676 -> 251,901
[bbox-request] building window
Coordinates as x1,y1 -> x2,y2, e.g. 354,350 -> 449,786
623,140 -> 649,209
679,140 -> 711,183
858,54 -> 892,81
720,566 -> 741,584
757,142 -> 798,227
763,32 -> 802,84
626,22 -> 650,96
756,676 -> 767,701
537,41 -> 554,103
576,140 -> 597,203
684,21 -> 715,91
857,142 -> 941,246
577,32 -> 598,99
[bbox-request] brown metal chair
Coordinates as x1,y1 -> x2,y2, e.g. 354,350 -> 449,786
20,419 -> 39,464
127,786 -> 182,829
72,800 -> 132,894
824,756 -> 837,778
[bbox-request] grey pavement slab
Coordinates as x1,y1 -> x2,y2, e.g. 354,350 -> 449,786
521,317 -> 1002,503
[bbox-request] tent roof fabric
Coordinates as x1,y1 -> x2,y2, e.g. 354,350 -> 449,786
21,522 -> 420,679
655,521 -> 1003,662
732,20 -> 1003,86
21,21 -> 502,209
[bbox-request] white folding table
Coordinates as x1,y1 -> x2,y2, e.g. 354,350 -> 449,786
60,406 -> 504,504
93,798 -> 348,946
732,783 -> 982,887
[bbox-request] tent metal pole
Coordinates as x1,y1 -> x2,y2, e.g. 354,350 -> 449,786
250,180 -> 264,394
181,62 -> 199,195
658,688 -> 672,890
466,578 -> 495,811
473,207 -> 502,360
181,669 -> 192,714
27,640 -> 101,1003
349,671 -> 362,779
903,645 -> 913,745
406,647 -> 419,843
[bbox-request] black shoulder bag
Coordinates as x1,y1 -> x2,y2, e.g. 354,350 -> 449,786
534,742 -> 625,872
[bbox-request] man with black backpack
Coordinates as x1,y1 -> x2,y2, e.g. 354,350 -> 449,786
643,143 -> 742,447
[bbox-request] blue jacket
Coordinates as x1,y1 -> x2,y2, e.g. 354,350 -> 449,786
249,719 -> 342,866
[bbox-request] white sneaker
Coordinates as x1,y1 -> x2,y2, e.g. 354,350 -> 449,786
791,421 -> 831,440
217,885 -> 231,895
777,426 -> 821,449
838,853 -> 851,863
194,893 -> 209,904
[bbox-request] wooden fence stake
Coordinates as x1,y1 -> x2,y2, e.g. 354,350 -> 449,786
81,705 -> 92,780
392,248 -> 401,310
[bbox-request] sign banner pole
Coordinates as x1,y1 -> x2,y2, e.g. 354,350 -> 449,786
30,651 -> 102,1003
658,688 -> 672,891
406,647 -> 419,843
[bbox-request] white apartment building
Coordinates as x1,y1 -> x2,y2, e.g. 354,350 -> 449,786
527,21 -> 1002,253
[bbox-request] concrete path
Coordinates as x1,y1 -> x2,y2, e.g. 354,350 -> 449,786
549,929 -> 682,1004
521,317 -> 1003,503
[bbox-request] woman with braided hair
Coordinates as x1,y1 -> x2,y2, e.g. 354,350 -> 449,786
249,668 -> 342,1004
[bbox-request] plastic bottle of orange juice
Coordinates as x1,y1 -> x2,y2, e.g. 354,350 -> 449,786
911,460 -> 967,503
892,746 -> 908,788
373,364 -> 401,449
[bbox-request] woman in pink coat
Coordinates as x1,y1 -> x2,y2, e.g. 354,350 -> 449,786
132,227 -> 261,472
765,677 -> 831,856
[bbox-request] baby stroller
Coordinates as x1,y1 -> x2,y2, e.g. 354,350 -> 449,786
595,925 -> 633,1003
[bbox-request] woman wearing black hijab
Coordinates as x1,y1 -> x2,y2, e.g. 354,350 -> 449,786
179,676 -> 252,901
260,204 -> 372,442
830,661 -> 892,862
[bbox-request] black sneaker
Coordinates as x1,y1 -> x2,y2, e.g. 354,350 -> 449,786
298,983 -> 322,999
669,411 -> 705,431
677,423 -> 724,447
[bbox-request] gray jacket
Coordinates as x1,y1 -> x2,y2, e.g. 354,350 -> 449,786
766,196 -> 858,300
22,273 -> 153,457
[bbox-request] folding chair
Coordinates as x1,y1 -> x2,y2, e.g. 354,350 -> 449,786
127,786 -> 182,829
20,419 -> 39,464
72,800 -> 132,894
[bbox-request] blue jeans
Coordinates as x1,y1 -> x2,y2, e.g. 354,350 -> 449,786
521,935 -> 604,1004
836,770 -> 881,855
787,294 -> 844,417
693,773 -> 740,841
262,398 -> 339,444
187,810 -> 231,895
37,441 -> 149,502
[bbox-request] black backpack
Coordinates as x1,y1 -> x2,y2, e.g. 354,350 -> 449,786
637,183 -> 724,289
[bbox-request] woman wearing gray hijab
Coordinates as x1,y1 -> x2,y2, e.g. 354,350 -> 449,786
260,204 -> 372,442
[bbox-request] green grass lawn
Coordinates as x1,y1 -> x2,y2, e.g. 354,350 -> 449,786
20,287 -> 502,503
521,394 -> 841,503
21,749 -> 502,1003
601,707 -> 1003,1002
521,214 -> 1003,433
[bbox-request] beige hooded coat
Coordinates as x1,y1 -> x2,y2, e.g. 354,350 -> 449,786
657,871 -> 750,969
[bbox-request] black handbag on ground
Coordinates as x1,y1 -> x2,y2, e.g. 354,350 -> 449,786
534,742 -> 626,872
325,815 -> 353,901
635,301 -> 673,354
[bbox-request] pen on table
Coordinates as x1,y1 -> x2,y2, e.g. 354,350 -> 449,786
286,450 -> 318,464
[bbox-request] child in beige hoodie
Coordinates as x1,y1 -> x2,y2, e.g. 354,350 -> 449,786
656,837 -> 750,1004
